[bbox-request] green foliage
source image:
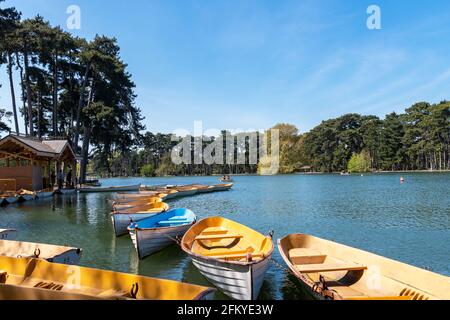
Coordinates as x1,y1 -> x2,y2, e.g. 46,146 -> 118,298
347,150 -> 371,173
140,163 -> 155,177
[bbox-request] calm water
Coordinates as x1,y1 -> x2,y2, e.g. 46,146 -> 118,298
1,173 -> 449,300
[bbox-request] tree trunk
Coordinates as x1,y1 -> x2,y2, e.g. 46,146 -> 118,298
15,53 -> 28,135
52,54 -> 58,137
23,46 -> 34,136
80,126 -> 91,183
7,53 -> 19,134
74,62 -> 91,149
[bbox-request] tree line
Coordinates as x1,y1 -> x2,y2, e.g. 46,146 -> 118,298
0,1 -> 144,182
1,1 -> 448,178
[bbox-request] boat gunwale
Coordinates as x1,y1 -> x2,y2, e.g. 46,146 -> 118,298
181,217 -> 274,267
128,219 -> 197,232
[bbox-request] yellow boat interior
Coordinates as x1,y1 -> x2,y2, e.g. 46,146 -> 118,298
0,256 -> 213,300
278,234 -> 450,300
114,202 -> 169,214
182,217 -> 273,264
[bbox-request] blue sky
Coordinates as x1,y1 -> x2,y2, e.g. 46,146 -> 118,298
1,0 -> 450,134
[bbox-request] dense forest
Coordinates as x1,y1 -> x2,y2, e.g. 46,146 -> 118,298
1,2 -> 449,178
0,1 -> 144,182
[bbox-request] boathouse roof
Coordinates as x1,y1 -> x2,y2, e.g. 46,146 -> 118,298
0,134 -> 77,161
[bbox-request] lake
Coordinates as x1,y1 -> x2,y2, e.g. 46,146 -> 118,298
1,173 -> 449,300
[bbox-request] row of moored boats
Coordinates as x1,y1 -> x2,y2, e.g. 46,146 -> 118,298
2,182 -> 449,300
109,184 -> 450,300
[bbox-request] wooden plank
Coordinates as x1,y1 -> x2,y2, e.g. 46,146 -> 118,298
194,234 -> 243,241
289,248 -> 327,265
295,262 -> 367,273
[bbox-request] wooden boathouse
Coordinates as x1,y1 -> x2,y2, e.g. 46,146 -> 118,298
0,134 -> 78,192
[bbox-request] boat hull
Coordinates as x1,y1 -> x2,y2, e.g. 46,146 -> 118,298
80,184 -> 140,193
36,191 -> 54,199
112,213 -> 159,237
18,194 -> 35,202
130,223 -> 194,259
59,189 -> 76,195
174,189 -> 197,198
212,184 -> 233,192
189,254 -> 271,300
0,229 -> 17,240
0,240 -> 82,265
5,196 -> 18,204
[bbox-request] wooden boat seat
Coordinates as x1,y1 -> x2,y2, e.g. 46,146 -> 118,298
210,252 -> 264,260
194,233 -> 243,241
289,248 -> 327,265
295,262 -> 367,273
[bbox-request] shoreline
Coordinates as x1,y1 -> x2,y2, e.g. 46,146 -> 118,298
94,170 -> 450,179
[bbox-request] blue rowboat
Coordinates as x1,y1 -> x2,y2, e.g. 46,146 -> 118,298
128,208 -> 196,259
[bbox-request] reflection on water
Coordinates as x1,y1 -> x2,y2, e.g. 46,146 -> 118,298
1,173 -> 449,300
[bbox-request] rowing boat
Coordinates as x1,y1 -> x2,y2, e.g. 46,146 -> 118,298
113,197 -> 162,211
0,239 -> 82,265
0,256 -> 215,300
212,183 -> 233,192
0,193 -> 19,205
0,229 -> 17,240
219,178 -> 234,183
277,234 -> 450,300
36,189 -> 54,199
79,184 -> 141,193
111,202 -> 170,237
174,186 -> 198,198
181,217 -> 274,300
128,208 -> 197,259
17,190 -> 36,202
187,185 -> 215,194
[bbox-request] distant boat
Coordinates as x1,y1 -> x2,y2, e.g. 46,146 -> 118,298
186,185 -> 215,194
0,229 -> 17,240
278,234 -> 450,300
0,256 -> 214,300
128,208 -> 196,259
79,184 -> 141,193
212,183 -> 233,192
111,202 -> 170,237
113,196 -> 162,211
340,172 -> 350,176
181,217 -> 274,300
219,178 -> 234,183
0,239 -> 82,265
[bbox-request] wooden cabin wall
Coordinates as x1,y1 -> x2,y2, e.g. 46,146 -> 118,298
0,167 -> 33,190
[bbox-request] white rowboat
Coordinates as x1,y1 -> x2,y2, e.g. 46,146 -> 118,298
79,184 -> 141,193
128,208 -> 196,259
0,240 -> 82,265
181,217 -> 273,300
0,229 -> 17,240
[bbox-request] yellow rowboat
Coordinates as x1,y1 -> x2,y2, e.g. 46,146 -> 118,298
111,202 -> 170,237
278,234 -> 450,300
113,197 -> 162,211
174,187 -> 198,198
187,185 -> 215,194
0,229 -> 17,240
0,240 -> 82,265
212,183 -> 233,192
0,256 -> 215,300
181,217 -> 274,300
